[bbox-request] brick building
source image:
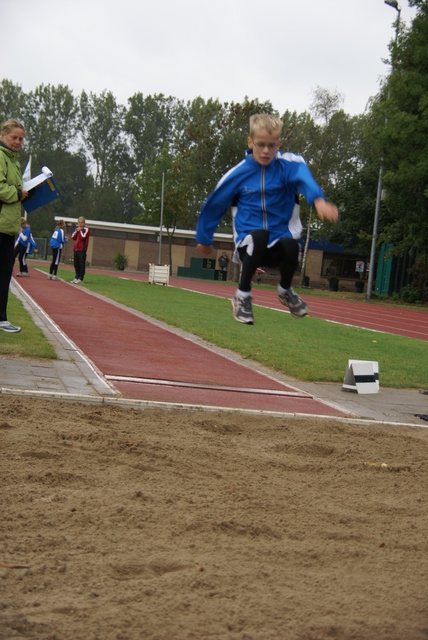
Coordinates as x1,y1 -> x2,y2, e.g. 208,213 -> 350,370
59,218 -> 369,292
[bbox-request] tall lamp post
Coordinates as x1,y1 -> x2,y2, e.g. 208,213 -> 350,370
158,172 -> 165,265
366,0 -> 401,299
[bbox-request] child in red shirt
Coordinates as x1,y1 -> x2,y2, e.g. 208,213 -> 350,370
70,216 -> 90,284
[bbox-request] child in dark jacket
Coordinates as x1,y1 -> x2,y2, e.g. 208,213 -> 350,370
48,220 -> 68,280
14,217 -> 37,277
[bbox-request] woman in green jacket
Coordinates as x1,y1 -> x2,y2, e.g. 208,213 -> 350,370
0,119 -> 28,332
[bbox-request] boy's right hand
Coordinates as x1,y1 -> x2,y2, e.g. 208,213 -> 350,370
196,244 -> 213,255
314,198 -> 339,223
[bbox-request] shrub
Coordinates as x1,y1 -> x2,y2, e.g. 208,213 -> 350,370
113,253 -> 128,271
400,285 -> 422,304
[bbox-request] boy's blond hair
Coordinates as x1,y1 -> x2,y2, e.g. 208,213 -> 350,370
249,114 -> 283,138
78,216 -> 85,223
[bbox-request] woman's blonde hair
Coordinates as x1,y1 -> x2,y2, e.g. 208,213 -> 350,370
249,114 -> 283,137
1,119 -> 25,135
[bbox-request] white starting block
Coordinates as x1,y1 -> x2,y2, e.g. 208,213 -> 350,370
342,360 -> 380,394
149,264 -> 170,286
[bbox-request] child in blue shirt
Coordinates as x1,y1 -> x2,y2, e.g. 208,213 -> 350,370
14,217 -> 37,277
48,220 -> 68,280
196,113 -> 338,324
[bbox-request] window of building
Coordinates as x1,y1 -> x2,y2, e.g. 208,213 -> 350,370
321,253 -> 367,280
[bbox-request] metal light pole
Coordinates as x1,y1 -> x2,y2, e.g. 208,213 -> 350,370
158,172 -> 165,265
366,0 -> 401,299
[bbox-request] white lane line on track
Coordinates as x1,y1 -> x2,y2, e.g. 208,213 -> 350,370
105,375 -> 313,397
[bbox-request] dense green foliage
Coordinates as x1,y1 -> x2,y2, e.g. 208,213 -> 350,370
1,1 -> 426,293
364,0 -> 428,298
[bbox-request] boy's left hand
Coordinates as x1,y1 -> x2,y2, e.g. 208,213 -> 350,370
314,198 -> 339,222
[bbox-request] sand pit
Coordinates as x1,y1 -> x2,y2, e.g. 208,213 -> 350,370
1,395 -> 427,639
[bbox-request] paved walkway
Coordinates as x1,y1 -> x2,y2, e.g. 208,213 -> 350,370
1,268 -> 427,427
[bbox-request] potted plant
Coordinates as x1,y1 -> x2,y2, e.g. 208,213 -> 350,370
328,276 -> 339,291
113,252 -> 128,271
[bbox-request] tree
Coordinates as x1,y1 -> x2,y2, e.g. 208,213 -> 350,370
125,93 -> 186,169
367,0 -> 428,296
172,97 -> 277,231
23,84 -> 79,154
303,90 -> 370,250
134,143 -> 194,271
0,79 -> 26,125
309,86 -> 344,127
79,90 -> 126,188
27,149 -> 92,237
285,89 -> 366,282
79,90 -> 140,223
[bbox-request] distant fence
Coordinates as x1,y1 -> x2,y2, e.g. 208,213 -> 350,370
26,238 -> 48,261
26,238 -> 73,265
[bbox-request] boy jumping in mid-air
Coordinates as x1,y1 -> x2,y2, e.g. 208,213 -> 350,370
196,113 -> 338,324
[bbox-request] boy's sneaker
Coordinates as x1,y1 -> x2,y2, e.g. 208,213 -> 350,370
51,275 -> 59,281
70,278 -> 77,283
47,274 -> 53,280
74,279 -> 82,284
231,293 -> 254,324
0,321 -> 22,333
278,287 -> 308,318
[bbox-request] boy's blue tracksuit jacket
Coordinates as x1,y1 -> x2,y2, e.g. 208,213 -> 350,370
196,149 -> 325,249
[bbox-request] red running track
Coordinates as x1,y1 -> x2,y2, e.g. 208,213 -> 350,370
13,269 -> 347,417
55,266 -> 428,341
28,265 -> 428,341
57,269 -> 428,341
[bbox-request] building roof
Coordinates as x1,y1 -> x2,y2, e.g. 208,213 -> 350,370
57,217 -> 233,241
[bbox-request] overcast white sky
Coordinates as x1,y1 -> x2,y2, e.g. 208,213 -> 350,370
3,0 -> 416,117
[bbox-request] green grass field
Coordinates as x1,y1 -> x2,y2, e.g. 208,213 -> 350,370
2,266 -> 427,389
0,293 -> 56,359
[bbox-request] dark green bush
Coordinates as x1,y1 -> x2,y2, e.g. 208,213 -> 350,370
400,285 -> 422,304
113,253 -> 128,271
